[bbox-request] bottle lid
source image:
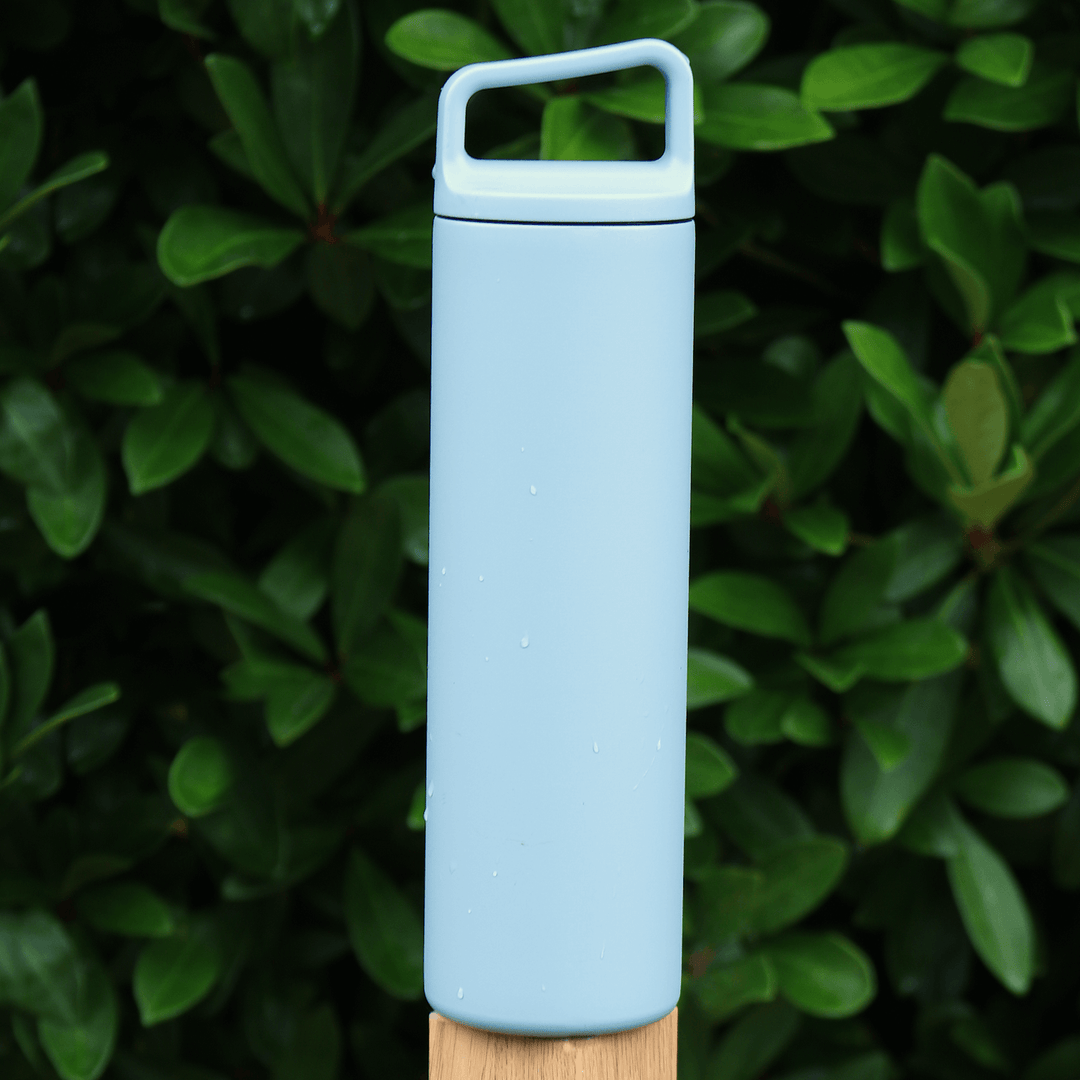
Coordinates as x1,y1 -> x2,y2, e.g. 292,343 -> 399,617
433,38 -> 695,224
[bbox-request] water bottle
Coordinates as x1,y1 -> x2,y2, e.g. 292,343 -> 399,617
425,37 -> 695,1038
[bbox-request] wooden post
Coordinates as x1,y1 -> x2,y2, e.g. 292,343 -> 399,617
429,1006 -> 677,1080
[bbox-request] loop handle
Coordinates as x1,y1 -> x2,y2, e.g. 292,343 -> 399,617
433,39 -> 695,224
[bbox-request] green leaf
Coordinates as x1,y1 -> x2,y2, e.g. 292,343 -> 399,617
377,474 -> 429,565
711,773 -> 815,859
258,518 -> 333,621
708,1002 -> 800,1080
696,290 -> 758,336
0,909 -> 82,1023
12,682 -> 120,758
345,203 -> 432,269
342,610 -> 425,707
999,273 -> 1080,355
751,837 -> 849,935
841,672 -> 963,844
1025,535 -> 1080,636
295,0 -> 342,37
540,96 -> 634,161
788,351 -> 864,498
693,954 -> 778,1022
488,0 -> 562,56
1027,212 -> 1080,264
121,382 -> 214,495
37,959 -> 118,1080
762,932 -> 876,1018
686,647 -> 754,709
204,53 -> 311,218
225,660 -> 337,747
0,378 -> 107,557
669,1 -> 770,84
1021,350 -> 1080,458
842,321 -> 937,442
592,0 -> 695,45
853,717 -> 911,772
954,756 -> 1069,817
942,359 -> 1008,485
985,565 -> 1076,729
343,847 -> 422,999
801,44 -> 948,111
948,0 -> 1040,28
0,151 -> 110,237
331,493 -> 403,659
780,697 -> 833,746
818,535 -> 899,646
332,91 -> 437,213
726,689 -> 790,745
228,371 -> 365,493
947,442 -> 1033,527
384,9 -> 513,71
133,933 -> 221,1025
6,609 -> 54,748
270,0 -> 359,206
832,618 -> 969,682
1025,1038 -> 1080,1080
944,64 -> 1073,132
157,206 -> 305,287
915,155 -> 995,334
689,570 -> 812,645
64,351 -> 163,407
685,730 -> 738,798
585,69 -> 704,127
184,570 -> 328,663
76,881 -> 175,938
1051,783 -> 1080,891
690,405 -> 769,518
697,84 -> 834,151
305,242 -> 374,330
947,814 -> 1035,994
783,504 -> 849,555
955,32 -> 1034,87
0,79 -> 43,214
168,736 -> 235,817
881,196 -> 923,271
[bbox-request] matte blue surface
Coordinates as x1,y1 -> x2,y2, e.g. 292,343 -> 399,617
425,39 -> 695,1037
425,219 -> 695,1035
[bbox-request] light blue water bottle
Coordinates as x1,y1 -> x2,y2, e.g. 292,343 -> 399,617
424,37 -> 695,1038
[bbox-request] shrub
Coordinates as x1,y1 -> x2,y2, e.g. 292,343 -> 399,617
0,0 -> 1079,1078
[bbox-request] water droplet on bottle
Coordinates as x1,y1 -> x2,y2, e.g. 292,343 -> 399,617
442,567 -> 446,575
423,809 -> 428,821
593,741 -> 598,753
458,988 -> 464,999
468,909 -> 472,913
521,446 -> 524,452
428,782 -> 434,797
542,984 -> 546,991
530,485 -> 536,495
479,574 -> 484,581
485,656 -> 489,661
493,870 -> 497,877
601,943 -> 605,959
521,636 -> 529,648
657,738 -> 662,750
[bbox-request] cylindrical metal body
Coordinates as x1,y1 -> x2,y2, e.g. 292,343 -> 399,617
424,38 -> 695,1038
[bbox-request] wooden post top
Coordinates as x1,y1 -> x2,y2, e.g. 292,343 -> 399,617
429,1006 -> 677,1080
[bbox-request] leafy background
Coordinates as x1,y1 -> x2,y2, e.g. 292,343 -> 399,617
1,0 -> 1080,1077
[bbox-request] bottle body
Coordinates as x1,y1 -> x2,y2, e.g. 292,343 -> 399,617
424,216 -> 695,1036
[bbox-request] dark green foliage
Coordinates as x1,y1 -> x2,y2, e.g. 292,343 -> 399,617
1,0 -> 1080,1077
